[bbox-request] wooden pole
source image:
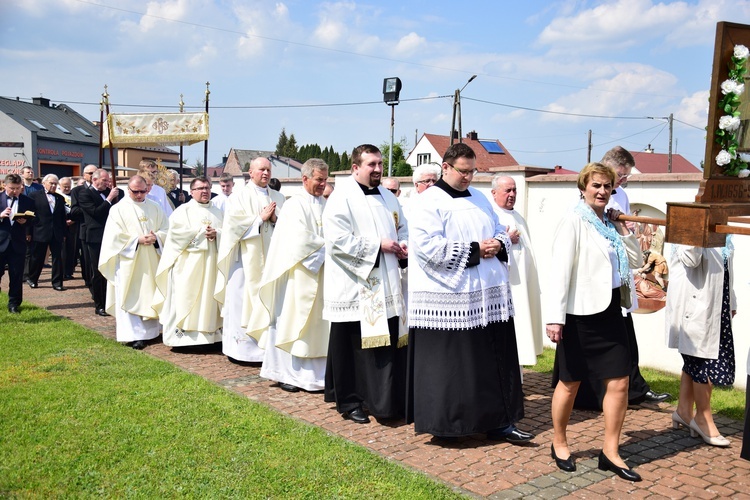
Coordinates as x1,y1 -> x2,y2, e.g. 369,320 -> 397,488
203,82 -> 210,171
102,86 -> 116,181
616,214 -> 666,226
98,97 -> 104,169
179,94 -> 184,189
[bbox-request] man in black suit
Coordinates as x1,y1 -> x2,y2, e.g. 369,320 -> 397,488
70,165 -> 97,290
0,173 -> 35,313
27,174 -> 67,291
78,168 -> 122,316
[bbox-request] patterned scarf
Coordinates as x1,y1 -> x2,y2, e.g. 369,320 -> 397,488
574,201 -> 633,290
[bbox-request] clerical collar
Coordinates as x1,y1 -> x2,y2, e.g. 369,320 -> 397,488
356,181 -> 380,196
435,178 -> 471,198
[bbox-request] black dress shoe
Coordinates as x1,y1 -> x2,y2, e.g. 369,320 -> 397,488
486,427 -> 535,444
53,285 -> 65,291
128,340 -> 146,350
597,451 -> 642,482
343,407 -> 370,424
643,390 -> 671,403
95,308 -> 110,317
26,280 -> 37,288
7,306 -> 20,314
551,444 -> 576,472
64,275 -> 74,280
278,382 -> 300,393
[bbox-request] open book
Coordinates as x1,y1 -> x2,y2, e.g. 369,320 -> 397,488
12,211 -> 35,220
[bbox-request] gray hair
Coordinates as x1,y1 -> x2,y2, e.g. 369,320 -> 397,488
92,168 -> 109,180
301,158 -> 329,178
42,174 -> 59,184
491,175 -> 514,190
412,163 -> 441,185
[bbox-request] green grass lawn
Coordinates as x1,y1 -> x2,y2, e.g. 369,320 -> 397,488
529,347 -> 747,421
0,298 -> 463,499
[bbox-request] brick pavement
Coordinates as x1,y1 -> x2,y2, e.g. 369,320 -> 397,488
20,269 -> 750,499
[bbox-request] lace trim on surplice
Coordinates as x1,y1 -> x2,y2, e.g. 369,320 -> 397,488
423,240 -> 472,290
408,284 -> 514,330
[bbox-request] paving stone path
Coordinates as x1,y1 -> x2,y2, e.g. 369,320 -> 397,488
23,270 -> 750,498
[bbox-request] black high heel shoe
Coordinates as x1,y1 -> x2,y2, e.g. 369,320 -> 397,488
551,444 -> 576,472
597,451 -> 641,482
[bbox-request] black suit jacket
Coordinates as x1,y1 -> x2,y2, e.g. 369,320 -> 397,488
78,186 -> 123,244
70,183 -> 90,240
0,192 -> 35,254
28,190 -> 67,243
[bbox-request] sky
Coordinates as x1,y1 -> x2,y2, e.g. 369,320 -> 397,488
2,0 -> 749,171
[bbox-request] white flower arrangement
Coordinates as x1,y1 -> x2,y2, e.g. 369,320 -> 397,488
715,44 -> 750,176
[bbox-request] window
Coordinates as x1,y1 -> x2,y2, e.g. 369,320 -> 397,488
27,119 -> 48,130
74,127 -> 92,137
53,123 -> 72,134
417,153 -> 431,166
479,140 -> 504,154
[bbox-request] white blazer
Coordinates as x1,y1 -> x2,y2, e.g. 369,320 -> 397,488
544,212 -> 641,325
665,245 -> 735,359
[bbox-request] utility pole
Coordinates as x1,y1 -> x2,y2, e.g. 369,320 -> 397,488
450,75 -> 477,146
587,130 -> 592,163
668,113 -> 673,173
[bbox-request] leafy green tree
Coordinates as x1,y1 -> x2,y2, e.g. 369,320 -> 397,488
193,159 -> 204,177
380,138 -> 409,175
284,134 -> 299,159
275,128 -> 289,156
340,152 -> 350,171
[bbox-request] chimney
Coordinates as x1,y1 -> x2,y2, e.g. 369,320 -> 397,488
32,97 -> 51,107
467,130 -> 478,141
451,130 -> 459,140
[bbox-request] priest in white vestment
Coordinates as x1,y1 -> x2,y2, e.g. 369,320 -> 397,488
322,144 -> 408,424
406,144 -> 533,443
98,175 -> 168,350
491,175 -> 543,367
138,160 -> 173,217
154,177 -> 223,347
215,157 -> 285,362
250,159 -> 330,392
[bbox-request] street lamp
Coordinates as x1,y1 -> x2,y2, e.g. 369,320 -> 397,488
450,74 -> 477,145
383,77 -> 402,176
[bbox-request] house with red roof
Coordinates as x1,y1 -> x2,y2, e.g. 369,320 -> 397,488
630,149 -> 701,174
406,131 -> 520,172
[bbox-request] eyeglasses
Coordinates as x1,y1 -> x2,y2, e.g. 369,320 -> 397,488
191,186 -> 212,191
129,189 -> 147,195
617,173 -> 631,179
387,188 -> 399,194
416,178 -> 436,186
447,163 -> 477,176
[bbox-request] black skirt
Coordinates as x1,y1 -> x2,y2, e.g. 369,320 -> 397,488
406,318 -> 524,437
555,288 -> 631,382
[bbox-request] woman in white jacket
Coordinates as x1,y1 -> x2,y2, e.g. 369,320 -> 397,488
666,242 -> 736,447
545,163 -> 642,481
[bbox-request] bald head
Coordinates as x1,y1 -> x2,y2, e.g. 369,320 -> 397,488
491,176 -> 517,211
249,157 -> 272,188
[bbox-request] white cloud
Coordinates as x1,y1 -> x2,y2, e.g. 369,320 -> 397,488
543,64 -> 678,120
394,32 -> 426,56
140,0 -> 189,32
674,90 -> 709,128
535,0 -> 746,52
312,2 -> 355,47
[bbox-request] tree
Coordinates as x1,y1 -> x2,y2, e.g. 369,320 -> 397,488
275,128 -> 289,156
284,133 -> 298,159
380,137 -> 409,175
194,158 -> 204,177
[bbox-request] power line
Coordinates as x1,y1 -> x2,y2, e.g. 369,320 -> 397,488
72,0 -> 689,100
511,123 -> 667,154
16,95 -> 451,110
463,96 -> 658,120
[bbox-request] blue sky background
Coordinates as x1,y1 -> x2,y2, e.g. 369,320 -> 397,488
2,0 -> 749,170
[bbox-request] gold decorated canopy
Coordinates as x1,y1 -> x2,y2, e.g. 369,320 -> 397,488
102,112 -> 209,148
